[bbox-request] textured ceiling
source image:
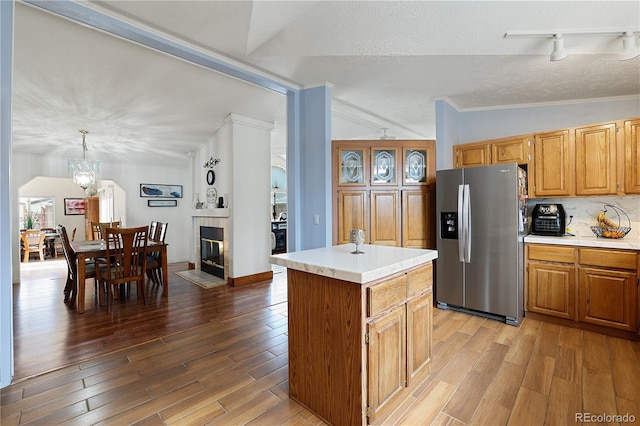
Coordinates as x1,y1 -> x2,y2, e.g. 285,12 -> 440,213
11,1 -> 640,168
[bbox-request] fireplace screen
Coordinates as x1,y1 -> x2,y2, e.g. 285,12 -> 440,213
200,226 -> 224,279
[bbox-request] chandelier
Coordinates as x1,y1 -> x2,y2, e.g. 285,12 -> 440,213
68,130 -> 99,190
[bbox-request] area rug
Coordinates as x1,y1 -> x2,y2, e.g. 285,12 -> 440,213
175,269 -> 227,289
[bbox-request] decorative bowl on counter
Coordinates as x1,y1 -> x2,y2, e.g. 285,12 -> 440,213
590,226 -> 631,239
591,204 -> 631,239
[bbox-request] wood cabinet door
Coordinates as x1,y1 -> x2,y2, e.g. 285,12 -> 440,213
533,130 -> 572,197
401,189 -> 433,248
367,306 -> 406,424
453,143 -> 490,168
406,291 -> 432,386
578,268 -> 637,331
527,262 -> 576,320
575,123 -> 617,195
491,137 -> 531,165
625,118 -> 640,194
84,197 -> 99,240
337,190 -> 368,245
370,190 -> 400,246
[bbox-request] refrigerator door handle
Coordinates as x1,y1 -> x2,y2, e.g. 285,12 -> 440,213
463,184 -> 471,262
457,184 -> 465,262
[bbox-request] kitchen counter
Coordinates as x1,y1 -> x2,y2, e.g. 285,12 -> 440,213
269,243 -> 438,284
524,233 -> 640,250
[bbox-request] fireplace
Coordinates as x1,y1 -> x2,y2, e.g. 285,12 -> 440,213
200,226 -> 224,278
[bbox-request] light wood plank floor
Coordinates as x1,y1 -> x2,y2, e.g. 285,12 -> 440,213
2,262 -> 640,425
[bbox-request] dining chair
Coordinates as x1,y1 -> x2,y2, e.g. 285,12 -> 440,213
95,226 -> 148,313
146,222 -> 168,287
91,221 -> 121,240
58,225 -> 99,305
21,230 -> 46,262
149,220 -> 158,242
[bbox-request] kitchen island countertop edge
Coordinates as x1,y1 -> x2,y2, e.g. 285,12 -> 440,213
269,244 -> 438,284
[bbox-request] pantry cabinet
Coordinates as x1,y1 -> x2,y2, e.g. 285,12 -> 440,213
333,140 -> 436,248
525,244 -> 638,334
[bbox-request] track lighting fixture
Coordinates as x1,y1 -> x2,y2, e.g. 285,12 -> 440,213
550,34 -> 568,62
620,32 -> 640,61
504,29 -> 640,62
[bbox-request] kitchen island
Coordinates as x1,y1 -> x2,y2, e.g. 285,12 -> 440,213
270,244 -> 438,426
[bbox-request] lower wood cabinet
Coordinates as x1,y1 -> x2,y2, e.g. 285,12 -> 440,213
526,244 -> 638,334
288,262 -> 434,425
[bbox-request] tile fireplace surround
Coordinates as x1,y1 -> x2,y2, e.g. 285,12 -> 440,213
192,210 -> 229,281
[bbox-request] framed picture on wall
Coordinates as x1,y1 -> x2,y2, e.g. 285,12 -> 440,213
139,184 -> 183,198
64,198 -> 86,215
148,200 -> 177,207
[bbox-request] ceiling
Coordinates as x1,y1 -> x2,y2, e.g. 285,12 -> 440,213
11,1 -> 640,168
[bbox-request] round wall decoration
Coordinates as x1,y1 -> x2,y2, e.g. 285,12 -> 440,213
207,169 -> 215,186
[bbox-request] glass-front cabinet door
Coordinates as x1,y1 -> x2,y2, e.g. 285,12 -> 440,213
403,148 -> 427,184
371,148 -> 398,185
338,148 -> 366,185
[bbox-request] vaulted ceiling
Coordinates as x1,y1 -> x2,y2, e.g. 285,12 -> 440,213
11,1 -> 640,167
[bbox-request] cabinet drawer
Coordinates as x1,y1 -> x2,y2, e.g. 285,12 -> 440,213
407,263 -> 433,297
528,245 -> 575,263
579,249 -> 637,270
368,275 -> 406,317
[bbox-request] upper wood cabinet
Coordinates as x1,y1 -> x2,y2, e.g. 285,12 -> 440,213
453,136 -> 531,168
575,122 -> 617,195
491,136 -> 531,165
333,140 -> 436,248
625,118 -> 640,194
453,117 -> 639,197
532,129 -> 573,197
453,142 -> 490,168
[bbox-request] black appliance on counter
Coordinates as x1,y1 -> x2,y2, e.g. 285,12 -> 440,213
271,221 -> 287,254
531,204 -> 566,236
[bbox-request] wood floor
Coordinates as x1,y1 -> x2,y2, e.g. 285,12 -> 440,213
2,260 -> 640,425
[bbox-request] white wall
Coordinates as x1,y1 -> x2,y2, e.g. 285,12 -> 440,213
193,113 -> 273,279
11,152 -> 192,281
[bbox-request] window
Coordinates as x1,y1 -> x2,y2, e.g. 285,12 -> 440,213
20,197 -> 55,230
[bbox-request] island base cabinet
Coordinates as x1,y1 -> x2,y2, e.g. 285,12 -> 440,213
367,307 -> 406,424
287,262 -> 434,426
578,268 -> 637,331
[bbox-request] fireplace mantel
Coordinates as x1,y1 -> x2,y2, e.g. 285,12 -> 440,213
191,208 -> 229,218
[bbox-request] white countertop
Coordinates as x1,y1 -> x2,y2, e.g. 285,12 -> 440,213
524,234 -> 640,250
269,244 -> 438,284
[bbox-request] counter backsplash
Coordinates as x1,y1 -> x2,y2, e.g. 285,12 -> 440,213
528,195 -> 640,239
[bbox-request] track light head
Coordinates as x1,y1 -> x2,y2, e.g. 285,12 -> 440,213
550,34 -> 568,61
620,32 -> 640,61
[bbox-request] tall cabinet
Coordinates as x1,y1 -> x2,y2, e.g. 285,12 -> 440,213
84,197 -> 99,240
333,140 -> 436,248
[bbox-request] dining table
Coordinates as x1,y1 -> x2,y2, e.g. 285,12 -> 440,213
70,239 -> 168,314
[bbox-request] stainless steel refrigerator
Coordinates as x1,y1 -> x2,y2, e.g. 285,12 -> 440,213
435,163 -> 527,326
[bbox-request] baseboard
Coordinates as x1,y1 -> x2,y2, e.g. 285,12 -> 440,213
227,270 -> 274,287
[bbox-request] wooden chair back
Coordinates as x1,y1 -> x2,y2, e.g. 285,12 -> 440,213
91,221 -> 121,240
155,222 -> 168,243
149,221 -> 159,241
58,225 -> 97,304
21,230 -> 46,262
97,226 -> 148,312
